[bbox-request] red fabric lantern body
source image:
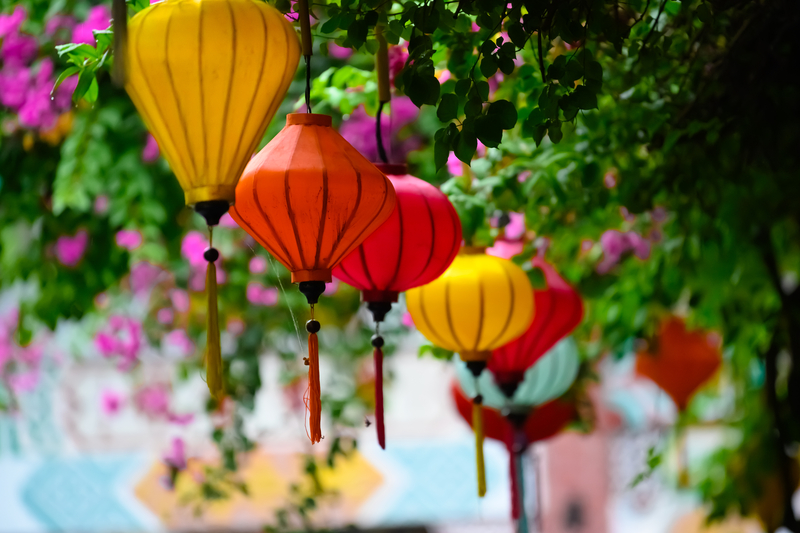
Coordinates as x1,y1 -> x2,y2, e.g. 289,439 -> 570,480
333,163 -> 461,302
333,163 -> 461,449
489,257 -> 583,389
636,317 -> 722,411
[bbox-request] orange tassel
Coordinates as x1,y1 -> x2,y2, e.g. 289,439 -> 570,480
306,330 -> 322,444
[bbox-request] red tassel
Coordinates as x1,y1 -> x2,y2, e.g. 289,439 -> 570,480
374,345 -> 385,449
509,443 -> 521,520
306,331 -> 322,444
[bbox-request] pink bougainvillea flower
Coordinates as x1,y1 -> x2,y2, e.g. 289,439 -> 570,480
44,14 -> 76,40
447,152 -> 462,176
246,282 -> 279,306
181,231 -> 209,268
619,206 -> 635,222
9,370 -> 39,393
651,206 -> 668,223
1,32 -> 38,68
487,240 -> 524,260
94,195 -> 109,214
517,170 -> 532,183
116,229 -> 142,250
328,42 -> 353,59
436,69 -> 451,83
189,263 -> 225,291
142,134 -> 159,163
249,256 -> 267,274
597,230 -> 651,273
604,171 -> 617,188
55,230 -> 88,267
134,383 -> 170,417
323,278 -> 339,296
0,67 -> 30,109
130,261 -> 163,295
170,289 -> 190,313
101,389 -> 124,415
388,44 -> 408,86
163,329 -> 194,357
0,6 -> 27,38
167,412 -> 193,425
626,231 -> 651,260
649,228 -> 663,243
402,311 -> 415,328
340,97 -> 420,163
94,315 -> 143,370
71,5 -> 111,46
218,213 -> 239,228
157,308 -> 174,325
163,436 -> 187,470
504,212 -> 526,241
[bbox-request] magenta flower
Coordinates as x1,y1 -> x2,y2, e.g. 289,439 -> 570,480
651,206 -> 668,223
340,96 -> 420,163
619,206 -> 635,222
388,44 -> 408,86
142,134 -> 159,163
581,239 -> 594,252
218,213 -> 239,228
157,308 -> 174,325
604,171 -> 617,188
134,383 -> 170,417
504,212 -> 526,241
1,32 -> 38,68
487,240 -> 524,259
71,5 -> 111,46
44,15 -> 76,40
94,195 -> 109,214
625,232 -> 651,260
163,436 -> 187,470
600,230 -> 627,260
94,315 -> 143,370
249,256 -> 267,274
597,229 -> 651,273
9,370 -> 39,393
181,231 -> 209,268
130,261 -> 164,295
55,230 -> 88,267
401,312 -> 415,328
101,389 -> 124,415
447,152 -> 462,176
116,229 -> 142,250
517,170 -> 531,183
246,282 -> 278,306
323,278 -> 339,296
0,67 -> 30,109
170,289 -> 190,313
0,6 -> 26,38
328,42 -> 353,60
163,329 -> 194,358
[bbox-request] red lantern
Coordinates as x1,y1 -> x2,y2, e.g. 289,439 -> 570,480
333,163 -> 461,449
231,114 -> 396,443
636,317 -> 722,411
488,257 -> 583,395
452,383 -> 575,521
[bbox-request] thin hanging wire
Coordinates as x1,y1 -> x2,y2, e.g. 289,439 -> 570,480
265,254 -> 304,354
304,56 -> 312,114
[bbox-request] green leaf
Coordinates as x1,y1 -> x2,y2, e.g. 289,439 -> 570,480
437,93 -> 459,122
480,55 -> 498,78
548,120 -> 563,143
475,81 -> 490,101
454,131 -> 477,163
52,67 -> 79,94
582,161 -> 600,187
696,3 -> 712,23
533,123 -> 547,146
527,266 -> 546,289
364,10 -> 379,27
455,79 -> 471,97
464,95 -> 483,118
407,74 -> 440,107
347,19 -> 368,46
434,137 -> 449,170
507,22 -> 527,48
488,100 -> 518,129
573,85 -> 598,110
321,16 -> 341,34
586,59 -> 603,81
547,55 -> 566,80
497,56 -> 515,76
475,114 -> 503,148
522,107 -> 544,138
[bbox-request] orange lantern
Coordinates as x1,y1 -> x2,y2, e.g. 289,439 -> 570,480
231,113 -> 396,443
636,317 -> 722,411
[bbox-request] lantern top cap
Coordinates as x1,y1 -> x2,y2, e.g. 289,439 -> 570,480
286,113 -> 333,127
460,245 -> 487,255
374,163 -> 408,176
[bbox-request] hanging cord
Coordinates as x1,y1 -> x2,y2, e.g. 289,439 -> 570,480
298,0 -> 313,113
372,323 -> 386,449
111,0 -> 127,86
516,449 -> 529,533
473,373 -> 487,497
375,16 -> 390,163
204,227 -> 224,401
304,304 -> 322,443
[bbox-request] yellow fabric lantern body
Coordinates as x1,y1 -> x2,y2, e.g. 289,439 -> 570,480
124,0 -> 300,206
407,249 -> 534,362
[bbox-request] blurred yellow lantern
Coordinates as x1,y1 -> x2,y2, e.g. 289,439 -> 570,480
123,0 -> 300,401
124,0 -> 300,218
406,247 -> 534,497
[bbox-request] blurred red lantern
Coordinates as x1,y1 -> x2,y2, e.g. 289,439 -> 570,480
636,317 -> 722,411
334,163 -> 461,449
452,383 -> 575,522
488,257 -> 583,395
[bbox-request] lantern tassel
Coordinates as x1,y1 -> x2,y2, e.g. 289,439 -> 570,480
473,395 -> 487,497
305,317 -> 322,444
373,339 -> 385,449
205,260 -> 223,400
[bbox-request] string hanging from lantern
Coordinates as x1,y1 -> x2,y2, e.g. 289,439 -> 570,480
122,0 -> 300,402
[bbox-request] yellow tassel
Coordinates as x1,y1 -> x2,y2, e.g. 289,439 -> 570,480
473,399 -> 487,497
206,261 -> 223,400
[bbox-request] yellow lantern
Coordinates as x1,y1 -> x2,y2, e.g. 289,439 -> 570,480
123,0 -> 300,401
406,247 -> 534,497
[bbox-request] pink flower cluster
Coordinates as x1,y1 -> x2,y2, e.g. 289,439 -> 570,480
134,383 -> 193,425
55,229 -> 88,266
487,212 -> 526,259
246,282 -> 278,306
388,44 -> 408,87
0,308 -> 45,396
0,7 -> 80,132
597,230 -> 651,273
160,436 -> 188,490
181,232 -> 225,291
70,6 -> 111,46
94,315 -> 144,370
340,96 -> 420,164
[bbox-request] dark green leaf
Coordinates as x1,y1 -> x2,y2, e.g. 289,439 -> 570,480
455,79 -> 471,97
437,93 -> 459,122
434,137 -> 449,170
321,15 -> 341,33
464,95 -> 483,118
527,266 -> 546,288
475,115 -> 503,148
522,107 -> 544,138
507,23 -> 527,48
476,81 -> 490,101
533,123 -> 547,146
488,100 -> 518,129
573,85 -> 598,110
364,10 -> 379,26
498,56 -> 515,75
455,131 -> 477,163
480,56 -> 498,78
548,120 -> 563,143
347,19 -> 368,46
52,67 -> 79,94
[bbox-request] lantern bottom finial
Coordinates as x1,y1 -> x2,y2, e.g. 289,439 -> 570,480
194,200 -> 230,227
465,360 -> 487,377
299,281 -> 326,305
367,301 -> 393,323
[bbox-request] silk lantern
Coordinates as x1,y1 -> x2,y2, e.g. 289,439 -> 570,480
636,317 -> 722,411
231,114 -> 396,444
489,257 -> 583,397
457,337 -> 579,526
124,0 -> 300,400
407,249 -> 533,497
333,163 -> 461,449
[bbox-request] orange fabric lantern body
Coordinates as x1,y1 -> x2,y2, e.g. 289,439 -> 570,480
231,114 -> 396,284
636,317 -> 722,411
